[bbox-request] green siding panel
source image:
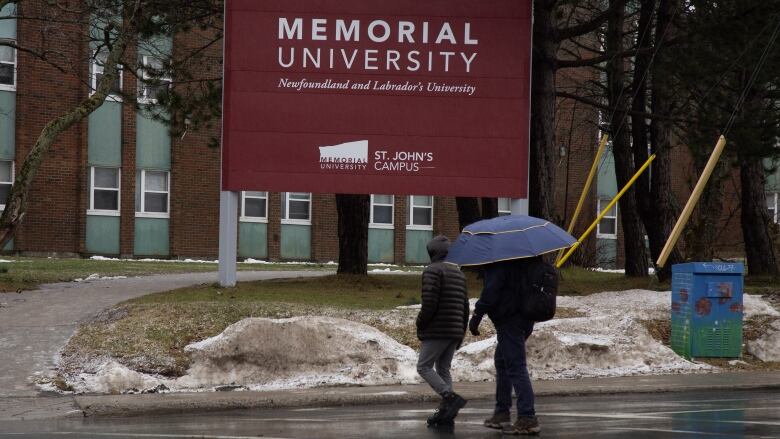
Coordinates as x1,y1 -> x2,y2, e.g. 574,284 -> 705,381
134,217 -> 169,256
280,224 -> 311,260
88,102 -> 122,166
765,159 -> 780,192
139,35 -> 173,58
239,222 -> 268,259
597,147 -> 618,198
368,228 -> 394,263
86,215 -> 120,255
596,238 -> 618,269
0,4 -> 16,39
0,91 -> 15,159
405,230 -> 432,264
136,113 -> 171,170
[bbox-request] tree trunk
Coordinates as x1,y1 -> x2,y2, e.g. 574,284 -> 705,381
481,197 -> 499,219
740,159 -> 779,276
606,0 -> 649,277
0,31 -> 129,249
455,197 -> 481,231
529,0 -> 560,220
335,194 -> 370,275
646,0 -> 683,281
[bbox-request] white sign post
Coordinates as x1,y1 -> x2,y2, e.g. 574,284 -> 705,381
218,190 -> 239,287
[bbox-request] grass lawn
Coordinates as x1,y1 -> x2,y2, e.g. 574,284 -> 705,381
0,256 -> 398,292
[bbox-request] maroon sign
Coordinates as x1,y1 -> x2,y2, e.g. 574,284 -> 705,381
222,0 -> 532,197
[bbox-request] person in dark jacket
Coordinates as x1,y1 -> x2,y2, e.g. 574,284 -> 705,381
469,257 -> 541,435
415,235 -> 470,426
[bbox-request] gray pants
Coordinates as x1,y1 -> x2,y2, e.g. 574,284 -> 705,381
417,339 -> 460,396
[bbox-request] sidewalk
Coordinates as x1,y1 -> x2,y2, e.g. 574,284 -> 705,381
2,371 -> 779,421
0,270 -> 331,398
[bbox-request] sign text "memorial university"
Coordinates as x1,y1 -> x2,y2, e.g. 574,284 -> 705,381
277,18 -> 480,74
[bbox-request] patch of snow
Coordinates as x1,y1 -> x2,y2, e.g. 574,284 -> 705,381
74,274 -> 128,282
0,259 -> 15,263
728,360 -> 748,366
590,267 -> 656,275
746,320 -> 780,362
370,268 -> 411,274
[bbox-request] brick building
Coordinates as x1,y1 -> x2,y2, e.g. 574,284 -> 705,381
0,4 -> 758,267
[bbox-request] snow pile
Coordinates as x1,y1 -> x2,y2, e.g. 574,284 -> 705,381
370,268 -> 413,274
67,317 -> 420,393
747,319 -> 780,362
58,289 -> 780,394
74,273 -> 128,282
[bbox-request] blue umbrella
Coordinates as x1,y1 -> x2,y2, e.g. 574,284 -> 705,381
445,215 -> 576,266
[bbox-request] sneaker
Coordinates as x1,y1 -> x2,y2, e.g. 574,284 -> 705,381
439,391 -> 468,421
502,416 -> 541,435
484,411 -> 511,429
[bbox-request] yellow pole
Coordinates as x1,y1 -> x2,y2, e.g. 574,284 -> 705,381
556,134 -> 609,264
656,135 -> 727,268
557,154 -> 657,268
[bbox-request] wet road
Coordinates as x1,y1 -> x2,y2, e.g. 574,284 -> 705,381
0,389 -> 778,438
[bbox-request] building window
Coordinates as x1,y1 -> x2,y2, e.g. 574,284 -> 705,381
0,160 -> 13,211
282,192 -> 311,224
768,193 -> 778,223
91,49 -> 123,100
138,55 -> 171,104
370,195 -> 394,228
596,198 -> 617,238
498,198 -> 512,216
0,42 -> 16,90
408,195 -> 433,230
135,169 -> 169,217
241,191 -> 268,222
88,166 -> 120,215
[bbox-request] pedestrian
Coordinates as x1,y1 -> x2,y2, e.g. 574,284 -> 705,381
415,235 -> 470,427
469,257 -> 541,435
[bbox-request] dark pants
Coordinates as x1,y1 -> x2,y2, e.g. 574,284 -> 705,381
417,339 -> 459,396
494,318 -> 535,416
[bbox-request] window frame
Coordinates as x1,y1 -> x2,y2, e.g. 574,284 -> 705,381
281,192 -> 312,225
0,160 -> 14,212
135,169 -> 170,218
87,166 -> 121,216
596,198 -> 618,239
407,195 -> 434,231
90,49 -> 124,102
369,194 -> 394,229
137,55 -> 172,105
0,40 -> 17,92
240,191 -> 268,223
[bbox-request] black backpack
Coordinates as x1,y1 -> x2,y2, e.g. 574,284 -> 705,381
519,258 -> 559,322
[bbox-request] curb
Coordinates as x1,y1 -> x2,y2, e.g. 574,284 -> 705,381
72,371 -> 780,418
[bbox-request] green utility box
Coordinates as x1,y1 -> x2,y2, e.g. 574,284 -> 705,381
671,262 -> 744,359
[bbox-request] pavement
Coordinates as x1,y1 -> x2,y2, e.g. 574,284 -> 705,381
1,270 -> 779,424
5,389 -> 778,438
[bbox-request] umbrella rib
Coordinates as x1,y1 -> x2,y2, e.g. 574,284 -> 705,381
455,245 -> 574,267
464,223 -> 551,236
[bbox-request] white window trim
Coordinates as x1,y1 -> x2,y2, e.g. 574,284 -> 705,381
138,55 -> 171,105
596,198 -> 618,239
407,195 -> 434,231
90,49 -> 124,102
240,191 -> 268,223
281,192 -> 312,226
0,160 -> 14,211
0,40 -> 17,92
135,169 -> 170,219
369,194 -> 394,229
87,166 -> 121,217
